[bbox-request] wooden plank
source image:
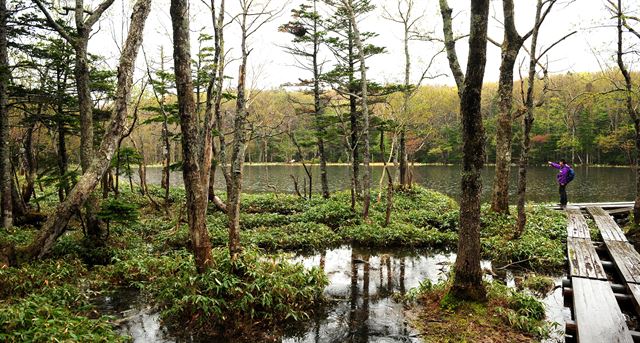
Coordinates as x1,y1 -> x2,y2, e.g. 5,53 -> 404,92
587,206 -> 628,242
605,240 -> 640,284
572,277 -> 633,343
566,208 -> 591,239
628,284 -> 640,318
567,237 -> 607,279
548,201 -> 634,211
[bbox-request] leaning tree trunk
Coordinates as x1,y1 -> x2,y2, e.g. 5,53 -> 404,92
22,0 -> 151,260
170,0 -> 213,273
448,0 -> 490,301
0,0 -> 11,229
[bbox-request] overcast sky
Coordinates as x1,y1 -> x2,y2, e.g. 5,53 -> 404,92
83,0 -> 633,90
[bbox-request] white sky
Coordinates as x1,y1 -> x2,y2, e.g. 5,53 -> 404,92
83,0 -> 629,90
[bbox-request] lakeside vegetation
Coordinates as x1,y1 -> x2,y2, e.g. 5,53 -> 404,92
2,0 -> 639,341
1,186 -> 565,341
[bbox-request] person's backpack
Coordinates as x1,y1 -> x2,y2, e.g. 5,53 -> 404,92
566,166 -> 575,183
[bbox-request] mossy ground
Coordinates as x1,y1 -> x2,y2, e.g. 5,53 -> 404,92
0,185 -> 566,341
409,280 -> 556,342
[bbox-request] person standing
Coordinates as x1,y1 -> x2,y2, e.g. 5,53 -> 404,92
548,159 -> 572,207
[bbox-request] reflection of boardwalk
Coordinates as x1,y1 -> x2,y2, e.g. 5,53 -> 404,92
563,205 -> 640,342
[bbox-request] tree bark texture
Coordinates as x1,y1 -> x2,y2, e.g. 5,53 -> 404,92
516,1 -> 545,236
227,13 -> 250,263
615,0 -> 640,226
0,0 -> 12,229
490,0 -> 526,214
170,0 -> 213,273
441,0 -> 490,301
24,0 -> 151,259
313,1 -> 330,199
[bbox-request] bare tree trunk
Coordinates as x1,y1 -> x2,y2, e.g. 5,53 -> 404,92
344,0 -> 370,219
615,0 -> 640,227
491,0 -> 528,214
516,0 -> 549,236
205,0 -> 227,213
0,0 -> 11,229
310,0 -> 330,199
170,0 -> 213,273
440,0 -> 490,301
347,20 -> 361,201
228,37 -> 249,263
23,0 -> 151,259
22,106 -> 40,204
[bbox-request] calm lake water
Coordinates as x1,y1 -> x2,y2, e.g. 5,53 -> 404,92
99,246 -> 566,342
139,164 -> 636,203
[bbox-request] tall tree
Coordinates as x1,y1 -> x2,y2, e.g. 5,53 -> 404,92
225,0 -> 283,262
611,0 -> 640,226
439,0 -> 490,300
22,0 -> 151,259
32,0 -> 116,239
515,0 -> 573,235
342,0 -> 371,219
324,0 -> 383,209
382,0 -> 439,189
0,0 -> 11,229
169,0 -> 214,272
280,0 -> 331,199
490,0 -> 541,214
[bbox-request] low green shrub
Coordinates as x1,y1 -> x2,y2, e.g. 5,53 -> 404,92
241,193 -> 304,214
481,205 -> 566,271
0,286 -> 124,342
112,249 -> 328,338
240,212 -> 294,230
488,282 -> 551,337
0,258 -> 88,299
244,222 -> 341,251
299,198 -> 359,228
341,222 -> 457,247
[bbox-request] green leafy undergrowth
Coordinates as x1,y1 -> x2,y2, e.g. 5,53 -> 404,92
481,205 -> 566,272
0,258 -> 124,342
341,222 -> 457,247
101,248 -> 327,339
245,222 -> 341,250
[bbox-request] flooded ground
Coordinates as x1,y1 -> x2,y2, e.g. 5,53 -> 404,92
96,245 -> 568,342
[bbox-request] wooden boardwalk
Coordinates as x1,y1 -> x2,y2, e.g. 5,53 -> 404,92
564,203 -> 640,343
563,205 -> 640,343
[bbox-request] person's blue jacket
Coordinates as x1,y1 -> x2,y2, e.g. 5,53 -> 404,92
549,162 -> 571,185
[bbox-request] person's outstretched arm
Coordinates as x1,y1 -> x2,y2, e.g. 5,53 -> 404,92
548,161 -> 561,169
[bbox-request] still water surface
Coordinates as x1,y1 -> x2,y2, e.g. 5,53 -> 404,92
139,164 -> 636,203
99,246 -> 566,342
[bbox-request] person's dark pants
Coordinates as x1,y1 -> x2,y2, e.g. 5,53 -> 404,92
559,184 -> 567,206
